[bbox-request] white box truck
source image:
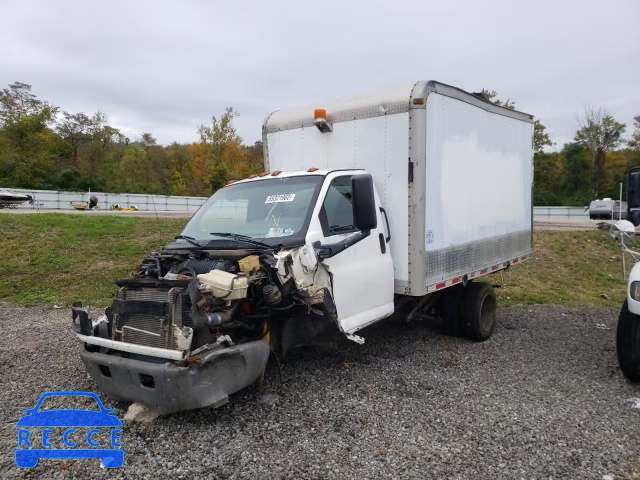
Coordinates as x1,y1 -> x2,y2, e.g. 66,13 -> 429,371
72,80 -> 534,413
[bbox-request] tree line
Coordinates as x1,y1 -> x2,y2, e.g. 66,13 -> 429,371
0,82 -> 263,196
1,82 -> 639,204
474,89 -> 640,205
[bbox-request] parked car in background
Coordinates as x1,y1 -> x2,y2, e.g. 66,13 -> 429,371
589,198 -> 627,220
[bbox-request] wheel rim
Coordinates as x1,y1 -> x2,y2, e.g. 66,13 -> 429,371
479,293 -> 496,334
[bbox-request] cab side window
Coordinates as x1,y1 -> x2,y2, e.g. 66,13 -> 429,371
320,176 -> 357,236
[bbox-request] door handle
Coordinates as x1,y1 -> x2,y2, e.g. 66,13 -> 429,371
378,233 -> 386,254
379,207 -> 391,243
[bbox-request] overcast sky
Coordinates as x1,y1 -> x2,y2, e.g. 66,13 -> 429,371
2,0 -> 639,149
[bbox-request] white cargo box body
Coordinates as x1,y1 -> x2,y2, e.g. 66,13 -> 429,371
263,81 -> 534,296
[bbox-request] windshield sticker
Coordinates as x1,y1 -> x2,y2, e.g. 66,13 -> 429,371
265,194 -> 296,204
265,227 -> 295,238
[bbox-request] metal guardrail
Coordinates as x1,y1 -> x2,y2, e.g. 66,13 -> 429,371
533,206 -> 588,220
1,188 -> 208,212
2,188 -> 590,219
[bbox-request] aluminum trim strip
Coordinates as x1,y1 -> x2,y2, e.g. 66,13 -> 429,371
425,230 -> 533,286
263,85 -> 413,134
75,334 -> 185,361
263,81 -> 534,135
425,253 -> 533,293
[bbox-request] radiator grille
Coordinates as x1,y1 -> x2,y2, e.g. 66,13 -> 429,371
122,287 -> 168,302
121,313 -> 168,348
113,286 -> 191,350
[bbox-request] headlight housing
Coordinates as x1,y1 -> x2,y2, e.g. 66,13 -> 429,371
630,281 -> 640,301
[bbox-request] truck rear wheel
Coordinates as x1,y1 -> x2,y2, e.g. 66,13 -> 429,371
461,282 -> 496,342
617,300 -> 640,382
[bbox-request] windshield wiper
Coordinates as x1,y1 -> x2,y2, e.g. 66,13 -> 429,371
209,232 -> 272,249
174,234 -> 202,247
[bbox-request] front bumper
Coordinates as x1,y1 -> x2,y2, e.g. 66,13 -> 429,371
80,340 -> 270,414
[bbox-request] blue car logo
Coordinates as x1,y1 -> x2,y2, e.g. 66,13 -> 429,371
15,391 -> 123,468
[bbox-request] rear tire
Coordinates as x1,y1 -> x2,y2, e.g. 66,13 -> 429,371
617,300 -> 640,382
461,282 -> 497,342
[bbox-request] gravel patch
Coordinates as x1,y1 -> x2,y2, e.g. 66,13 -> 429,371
1,303 -> 639,479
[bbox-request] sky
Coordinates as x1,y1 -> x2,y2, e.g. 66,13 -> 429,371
2,0 -> 639,150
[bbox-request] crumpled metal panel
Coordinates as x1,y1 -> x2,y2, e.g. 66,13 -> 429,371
264,84 -> 414,133
425,230 -> 532,285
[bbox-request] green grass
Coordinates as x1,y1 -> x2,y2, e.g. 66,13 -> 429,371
493,230 -> 632,309
0,213 -> 633,309
0,214 -> 187,307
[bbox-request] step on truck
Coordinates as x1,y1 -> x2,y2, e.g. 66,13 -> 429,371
72,81 -> 535,413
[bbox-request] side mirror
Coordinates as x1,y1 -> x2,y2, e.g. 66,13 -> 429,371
351,174 -> 377,231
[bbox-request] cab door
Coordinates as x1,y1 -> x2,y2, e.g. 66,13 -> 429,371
306,172 -> 395,335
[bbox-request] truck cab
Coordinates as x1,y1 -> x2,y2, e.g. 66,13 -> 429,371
180,168 -> 395,336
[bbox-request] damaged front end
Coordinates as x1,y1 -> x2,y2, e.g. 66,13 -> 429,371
72,241 -> 336,414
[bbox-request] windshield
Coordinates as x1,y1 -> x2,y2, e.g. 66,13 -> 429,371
181,176 -> 323,243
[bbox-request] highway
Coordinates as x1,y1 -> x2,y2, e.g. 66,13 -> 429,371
0,207 -> 625,231
0,207 -> 195,218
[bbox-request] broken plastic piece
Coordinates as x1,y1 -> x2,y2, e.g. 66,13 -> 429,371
123,402 -> 160,423
238,255 -> 261,274
345,334 -> 365,345
172,325 -> 194,350
216,334 -> 235,346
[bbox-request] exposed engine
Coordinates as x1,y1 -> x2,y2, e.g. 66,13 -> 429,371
76,244 -> 336,359
71,241 -> 337,413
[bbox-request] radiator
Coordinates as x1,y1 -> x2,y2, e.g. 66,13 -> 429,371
113,286 -> 191,350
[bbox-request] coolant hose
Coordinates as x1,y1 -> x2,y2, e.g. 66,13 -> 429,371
205,302 -> 240,327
